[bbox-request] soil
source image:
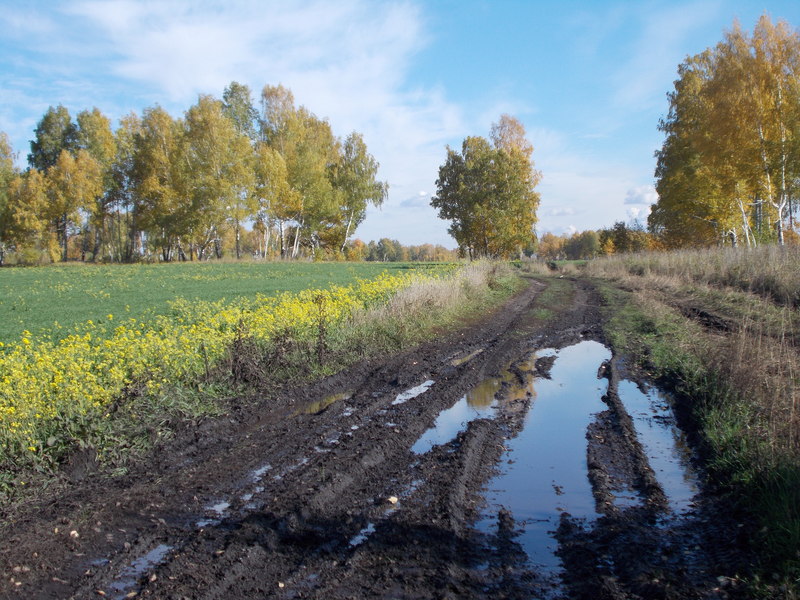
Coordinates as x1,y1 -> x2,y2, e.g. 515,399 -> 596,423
0,277 -> 754,599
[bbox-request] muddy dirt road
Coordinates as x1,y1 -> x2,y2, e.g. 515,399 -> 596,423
1,278 -> 751,599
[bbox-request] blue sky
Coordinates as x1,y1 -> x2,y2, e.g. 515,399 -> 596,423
2,0 -> 800,247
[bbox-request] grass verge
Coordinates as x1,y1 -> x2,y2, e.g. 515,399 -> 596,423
590,252 -> 800,596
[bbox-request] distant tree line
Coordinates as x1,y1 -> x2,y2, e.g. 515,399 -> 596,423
537,222 -> 657,260
344,238 -> 457,262
0,82 -> 387,265
650,16 -> 800,248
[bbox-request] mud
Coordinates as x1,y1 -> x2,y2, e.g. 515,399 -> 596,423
0,278 -> 754,599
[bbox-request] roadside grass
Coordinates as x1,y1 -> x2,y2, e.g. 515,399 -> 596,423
0,261 -> 448,345
589,249 -> 800,594
0,261 -> 521,504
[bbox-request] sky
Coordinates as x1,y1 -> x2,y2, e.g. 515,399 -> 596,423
2,0 -> 800,247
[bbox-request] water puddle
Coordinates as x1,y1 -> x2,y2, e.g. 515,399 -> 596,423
348,479 -> 424,548
107,543 -> 172,599
477,341 -> 611,572
411,394 -> 498,455
450,348 -> 484,367
391,380 -> 435,405
298,391 -> 353,415
618,381 -> 699,512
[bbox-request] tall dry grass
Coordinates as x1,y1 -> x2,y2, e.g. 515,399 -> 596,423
592,247 -> 800,581
587,246 -> 800,307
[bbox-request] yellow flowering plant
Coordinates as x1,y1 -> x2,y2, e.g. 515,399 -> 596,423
0,269 -> 447,472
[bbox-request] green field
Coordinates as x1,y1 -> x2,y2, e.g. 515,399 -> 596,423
0,261 -> 448,343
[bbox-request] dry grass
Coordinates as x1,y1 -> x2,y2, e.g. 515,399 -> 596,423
587,246 -> 800,307
591,247 -> 800,583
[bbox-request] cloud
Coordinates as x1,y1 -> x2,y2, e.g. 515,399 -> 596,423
626,205 -> 652,222
0,0 -> 471,244
544,207 -> 576,217
624,184 -> 658,205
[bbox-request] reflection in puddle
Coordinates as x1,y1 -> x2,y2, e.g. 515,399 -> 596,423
300,391 -> 353,415
108,544 -> 172,599
411,395 -> 497,454
618,381 -> 699,513
451,348 -> 484,367
392,380 -> 435,405
477,341 -> 612,572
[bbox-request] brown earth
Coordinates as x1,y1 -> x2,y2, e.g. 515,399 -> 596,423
0,278 -> 753,599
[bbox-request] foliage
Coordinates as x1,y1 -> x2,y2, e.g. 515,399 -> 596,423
0,83 -> 387,264
651,16 -> 800,248
431,114 -> 541,258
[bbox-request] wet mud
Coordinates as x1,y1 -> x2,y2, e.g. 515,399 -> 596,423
0,278 -> 754,599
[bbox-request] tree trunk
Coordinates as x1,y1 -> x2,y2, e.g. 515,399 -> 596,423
340,209 -> 354,253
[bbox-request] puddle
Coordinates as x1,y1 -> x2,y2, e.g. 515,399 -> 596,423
411,394 -> 498,454
299,391 -> 353,415
208,501 -> 230,515
391,380 -> 435,405
450,348 -> 484,367
107,543 -> 172,599
477,341 -> 611,572
348,522 -> 376,547
618,381 -> 699,513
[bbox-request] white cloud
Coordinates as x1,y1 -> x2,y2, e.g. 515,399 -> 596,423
624,184 -> 658,205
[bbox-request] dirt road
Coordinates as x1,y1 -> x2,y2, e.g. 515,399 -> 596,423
1,278 -> 751,599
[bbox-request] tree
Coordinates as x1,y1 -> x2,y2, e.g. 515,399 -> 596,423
28,105 -> 77,171
46,149 -> 103,260
650,16 -> 800,247
253,143 -> 298,258
330,132 -> 388,252
260,85 -> 338,257
0,133 -> 18,264
431,115 -> 541,258
183,94 -> 255,259
222,81 -> 259,142
132,105 -> 187,261
4,169 -> 51,259
109,113 -> 143,261
76,108 -> 117,260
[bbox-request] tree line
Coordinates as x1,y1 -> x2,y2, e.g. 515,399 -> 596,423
537,222 -> 656,260
0,82 -> 387,265
650,15 -> 800,248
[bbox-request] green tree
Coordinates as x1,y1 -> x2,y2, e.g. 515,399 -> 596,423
28,105 -> 78,171
329,132 -> 387,251
223,81 -> 259,141
432,115 -> 540,258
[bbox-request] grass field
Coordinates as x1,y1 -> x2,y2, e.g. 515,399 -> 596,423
0,261 -> 447,344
